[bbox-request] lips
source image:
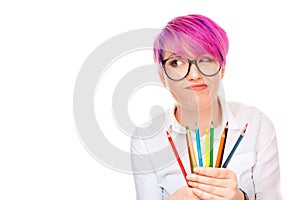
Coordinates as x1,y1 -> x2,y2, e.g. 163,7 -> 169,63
185,83 -> 208,91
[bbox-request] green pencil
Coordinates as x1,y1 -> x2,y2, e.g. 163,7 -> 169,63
209,121 -> 214,167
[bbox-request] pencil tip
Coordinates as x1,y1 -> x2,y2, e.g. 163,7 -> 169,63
225,121 -> 229,129
241,123 -> 248,135
245,123 -> 248,130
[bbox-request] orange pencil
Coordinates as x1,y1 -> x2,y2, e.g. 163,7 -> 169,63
215,121 -> 228,168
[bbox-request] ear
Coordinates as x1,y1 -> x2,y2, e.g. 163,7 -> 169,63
221,67 -> 225,79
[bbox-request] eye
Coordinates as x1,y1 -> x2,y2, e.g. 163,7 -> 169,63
171,60 -> 183,67
167,58 -> 187,67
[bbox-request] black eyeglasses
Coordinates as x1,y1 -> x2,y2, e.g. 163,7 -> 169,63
161,56 -> 221,81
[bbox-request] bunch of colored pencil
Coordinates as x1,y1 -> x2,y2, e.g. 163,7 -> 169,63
166,121 -> 248,184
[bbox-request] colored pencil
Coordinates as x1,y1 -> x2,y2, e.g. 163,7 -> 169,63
222,123 -> 248,168
195,122 -> 203,167
209,121 -> 214,167
204,128 -> 210,167
186,126 -> 197,173
166,131 -> 188,184
215,121 -> 228,168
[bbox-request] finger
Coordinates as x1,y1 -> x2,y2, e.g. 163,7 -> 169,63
193,167 -> 236,179
188,181 -> 234,197
190,182 -> 239,200
191,187 -> 226,200
186,173 -> 227,188
186,170 -> 237,188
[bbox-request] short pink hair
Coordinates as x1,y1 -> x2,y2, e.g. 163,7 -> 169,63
153,14 -> 229,67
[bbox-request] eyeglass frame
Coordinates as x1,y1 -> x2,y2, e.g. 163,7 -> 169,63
161,57 -> 222,81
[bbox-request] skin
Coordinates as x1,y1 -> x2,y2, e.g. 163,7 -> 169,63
159,51 -> 224,134
159,51 -> 246,200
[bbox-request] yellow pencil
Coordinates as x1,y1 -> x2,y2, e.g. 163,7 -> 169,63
204,128 -> 210,167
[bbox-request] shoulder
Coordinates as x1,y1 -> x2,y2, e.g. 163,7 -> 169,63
228,101 -> 273,124
227,101 -> 276,142
228,101 -> 262,114
131,109 -> 171,153
132,109 -> 170,139
226,101 -> 276,139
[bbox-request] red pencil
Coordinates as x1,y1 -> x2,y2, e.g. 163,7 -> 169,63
166,131 -> 188,185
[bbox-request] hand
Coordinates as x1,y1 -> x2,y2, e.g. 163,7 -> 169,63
186,167 -> 244,200
166,186 -> 201,200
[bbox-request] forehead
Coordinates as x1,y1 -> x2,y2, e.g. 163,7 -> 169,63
161,35 -> 208,60
162,51 -> 211,60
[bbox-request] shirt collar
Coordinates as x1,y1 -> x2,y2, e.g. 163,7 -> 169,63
219,95 -> 239,130
168,105 -> 186,134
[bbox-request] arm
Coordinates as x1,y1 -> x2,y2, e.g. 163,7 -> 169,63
131,129 -> 201,200
165,186 -> 202,200
251,117 -> 282,199
131,133 -> 163,200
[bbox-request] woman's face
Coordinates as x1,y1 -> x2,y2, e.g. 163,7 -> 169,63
159,51 -> 225,111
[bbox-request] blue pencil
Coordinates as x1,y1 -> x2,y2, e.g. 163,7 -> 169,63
222,123 -> 248,168
195,122 -> 203,167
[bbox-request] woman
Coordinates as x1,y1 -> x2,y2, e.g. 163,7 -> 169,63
131,14 -> 282,200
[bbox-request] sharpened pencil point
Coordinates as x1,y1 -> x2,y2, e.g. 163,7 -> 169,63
166,131 -> 170,137
242,123 -> 248,135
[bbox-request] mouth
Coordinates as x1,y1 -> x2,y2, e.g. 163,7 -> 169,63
185,84 -> 208,91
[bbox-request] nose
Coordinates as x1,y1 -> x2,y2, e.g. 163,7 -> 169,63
186,63 -> 203,81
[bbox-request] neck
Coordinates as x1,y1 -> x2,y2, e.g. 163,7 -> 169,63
175,98 -> 222,136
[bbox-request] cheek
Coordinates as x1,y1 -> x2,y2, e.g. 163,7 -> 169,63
192,75 -> 221,99
166,82 -> 205,107
165,82 -> 183,97
207,77 -> 221,98
165,81 -> 188,102
164,76 -> 222,107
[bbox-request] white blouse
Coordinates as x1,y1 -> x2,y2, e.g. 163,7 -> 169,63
131,98 -> 282,200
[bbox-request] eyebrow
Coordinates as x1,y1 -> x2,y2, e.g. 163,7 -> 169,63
163,52 -> 213,60
163,52 -> 180,60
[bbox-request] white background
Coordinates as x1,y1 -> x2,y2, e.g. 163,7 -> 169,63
1,0 -> 299,199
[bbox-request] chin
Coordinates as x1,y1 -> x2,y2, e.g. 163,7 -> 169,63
177,97 -> 212,110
